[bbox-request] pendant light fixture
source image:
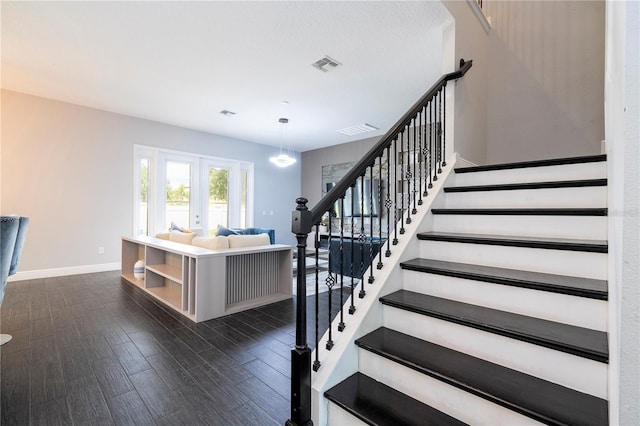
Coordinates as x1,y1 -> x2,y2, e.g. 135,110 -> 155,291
270,118 -> 296,168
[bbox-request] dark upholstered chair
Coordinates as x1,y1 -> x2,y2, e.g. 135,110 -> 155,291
328,236 -> 386,278
1,216 -> 29,345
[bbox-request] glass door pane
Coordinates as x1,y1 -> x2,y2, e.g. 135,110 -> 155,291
139,158 -> 150,235
166,161 -> 192,230
240,169 -> 248,228
207,167 -> 230,236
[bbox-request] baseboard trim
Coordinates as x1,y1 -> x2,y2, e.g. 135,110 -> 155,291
456,157 -> 478,168
8,262 -> 121,282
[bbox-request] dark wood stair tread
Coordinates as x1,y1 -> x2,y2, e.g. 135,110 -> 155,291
444,178 -> 607,193
431,208 -> 608,216
417,232 -> 608,253
400,258 -> 607,300
324,372 -> 467,426
355,328 -> 608,426
454,154 -> 606,173
380,290 -> 608,362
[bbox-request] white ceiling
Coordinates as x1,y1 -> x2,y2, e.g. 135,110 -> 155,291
1,1 -> 452,152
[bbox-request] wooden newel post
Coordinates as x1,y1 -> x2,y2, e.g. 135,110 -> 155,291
286,197 -> 313,426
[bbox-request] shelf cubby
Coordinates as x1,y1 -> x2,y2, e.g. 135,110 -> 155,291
121,235 -> 293,322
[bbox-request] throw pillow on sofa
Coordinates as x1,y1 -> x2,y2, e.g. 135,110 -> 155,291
214,225 -> 239,237
169,221 -> 193,233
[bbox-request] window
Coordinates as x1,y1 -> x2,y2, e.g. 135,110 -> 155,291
133,145 -> 253,236
207,166 -> 229,236
139,158 -> 150,235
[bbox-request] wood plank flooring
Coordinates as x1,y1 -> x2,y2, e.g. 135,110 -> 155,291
0,271 -> 348,425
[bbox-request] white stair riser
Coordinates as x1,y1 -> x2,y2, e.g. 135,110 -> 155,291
419,240 -> 608,280
402,271 -> 607,331
382,307 -> 608,399
358,350 -> 546,426
432,214 -> 607,240
453,162 -> 607,186
442,187 -> 607,209
327,402 -> 368,426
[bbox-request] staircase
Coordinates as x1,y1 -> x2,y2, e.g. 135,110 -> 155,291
323,154 -> 609,425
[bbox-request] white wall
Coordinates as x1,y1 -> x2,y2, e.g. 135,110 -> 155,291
444,0 -> 605,165
443,0 -> 489,165
1,90 -> 300,275
484,0 -> 605,163
606,0 -> 640,423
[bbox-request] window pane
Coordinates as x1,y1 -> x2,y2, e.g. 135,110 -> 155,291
139,158 -> 150,235
166,161 -> 191,229
241,170 -> 248,228
208,167 -> 229,236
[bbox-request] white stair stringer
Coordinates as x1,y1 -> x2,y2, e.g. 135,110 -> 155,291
310,154 -> 459,426
431,214 -> 607,240
453,160 -> 607,186
357,349 -> 546,426
419,241 -> 607,280
402,270 -> 607,331
381,305 -> 608,399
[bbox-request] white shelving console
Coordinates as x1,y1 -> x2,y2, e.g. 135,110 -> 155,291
121,236 -> 292,322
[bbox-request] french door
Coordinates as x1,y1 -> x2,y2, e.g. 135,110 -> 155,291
201,160 -> 251,236
133,145 -> 254,237
157,153 -> 201,232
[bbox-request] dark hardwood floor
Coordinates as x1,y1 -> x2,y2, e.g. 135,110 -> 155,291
0,271 -> 348,425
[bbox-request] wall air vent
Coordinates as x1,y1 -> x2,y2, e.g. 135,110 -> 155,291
220,110 -> 237,116
312,56 -> 341,72
337,123 -> 379,136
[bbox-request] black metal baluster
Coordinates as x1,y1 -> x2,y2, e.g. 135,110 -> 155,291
432,96 -> 438,183
377,154 -> 384,270
368,165 -> 375,284
325,211 -> 335,351
337,197 -> 345,332
422,106 -> 429,196
392,138 -> 399,245
412,118 -> 418,214
358,175 -> 366,299
438,88 -> 443,174
405,126 -> 412,226
424,102 -> 433,190
349,185 -> 356,314
418,108 -> 424,205
442,83 -> 447,167
312,223 -> 321,371
385,144 -> 392,256
399,130 -> 406,234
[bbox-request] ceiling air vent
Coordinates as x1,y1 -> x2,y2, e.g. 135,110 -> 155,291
219,110 -> 236,116
312,56 -> 341,72
338,123 -> 379,136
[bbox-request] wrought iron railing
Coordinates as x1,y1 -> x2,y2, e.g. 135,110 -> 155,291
286,59 -> 472,426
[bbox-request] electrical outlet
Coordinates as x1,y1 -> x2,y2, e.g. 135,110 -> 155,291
98,246 -> 105,254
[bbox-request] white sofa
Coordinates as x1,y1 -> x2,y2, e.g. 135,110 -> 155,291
154,230 -> 272,250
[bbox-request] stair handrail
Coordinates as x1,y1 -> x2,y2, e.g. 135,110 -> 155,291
297,59 -> 472,232
287,58 -> 472,426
